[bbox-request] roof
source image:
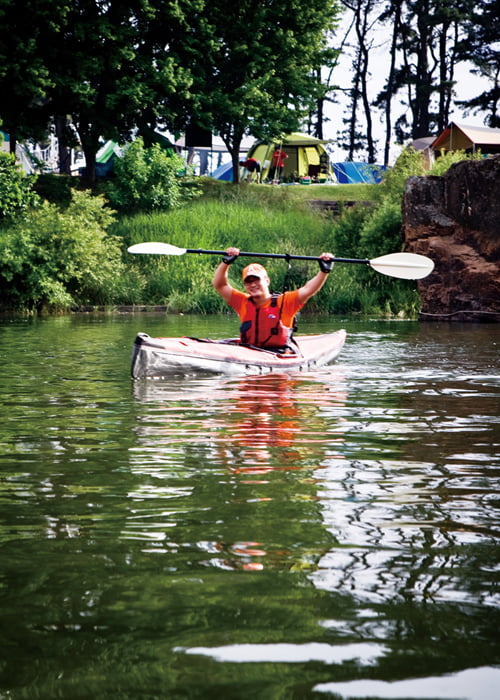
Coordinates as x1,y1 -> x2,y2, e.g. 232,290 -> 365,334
280,132 -> 332,146
431,122 -> 500,151
411,136 -> 435,151
252,132 -> 332,147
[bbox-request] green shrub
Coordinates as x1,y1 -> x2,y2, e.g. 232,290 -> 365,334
33,173 -> 77,207
358,198 -> 403,259
429,148 -> 483,175
101,137 -> 201,213
377,146 -> 427,204
0,190 -> 144,311
330,204 -> 374,259
0,152 -> 40,220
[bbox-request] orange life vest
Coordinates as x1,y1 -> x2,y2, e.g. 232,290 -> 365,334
239,293 -> 295,348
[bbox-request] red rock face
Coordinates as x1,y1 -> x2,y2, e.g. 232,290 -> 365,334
403,156 -> 500,321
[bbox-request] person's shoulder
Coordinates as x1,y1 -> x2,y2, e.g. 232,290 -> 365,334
282,289 -> 302,308
230,288 -> 249,309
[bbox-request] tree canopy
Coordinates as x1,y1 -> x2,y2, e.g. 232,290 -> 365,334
0,0 -> 498,175
0,0 -> 341,183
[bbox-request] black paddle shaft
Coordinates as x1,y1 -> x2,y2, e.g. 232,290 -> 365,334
184,248 -> 370,265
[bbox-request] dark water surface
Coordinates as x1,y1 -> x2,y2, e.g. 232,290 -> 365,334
0,314 -> 499,699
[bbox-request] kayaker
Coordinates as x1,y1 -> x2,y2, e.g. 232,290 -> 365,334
212,247 -> 334,350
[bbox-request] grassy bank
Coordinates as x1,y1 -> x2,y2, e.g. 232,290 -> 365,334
3,144 -> 476,315
111,183 -> 420,317
0,168 -> 420,315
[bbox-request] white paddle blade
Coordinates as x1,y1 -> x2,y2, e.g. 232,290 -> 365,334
127,242 -> 187,256
369,252 -> 435,279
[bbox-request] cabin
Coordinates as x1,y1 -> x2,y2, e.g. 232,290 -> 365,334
431,122 -> 500,157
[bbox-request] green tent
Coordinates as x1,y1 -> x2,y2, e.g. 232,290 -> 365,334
245,132 -> 334,182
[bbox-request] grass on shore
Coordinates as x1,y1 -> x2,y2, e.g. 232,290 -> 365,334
197,178 -> 379,204
111,181 -> 420,318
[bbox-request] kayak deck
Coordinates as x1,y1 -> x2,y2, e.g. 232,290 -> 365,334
131,330 -> 346,378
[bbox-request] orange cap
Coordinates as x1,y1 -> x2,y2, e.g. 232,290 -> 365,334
242,263 -> 268,282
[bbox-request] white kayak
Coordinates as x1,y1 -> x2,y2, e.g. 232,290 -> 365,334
131,330 -> 347,378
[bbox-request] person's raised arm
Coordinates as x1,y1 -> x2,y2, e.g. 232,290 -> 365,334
297,253 -> 334,305
212,247 -> 240,303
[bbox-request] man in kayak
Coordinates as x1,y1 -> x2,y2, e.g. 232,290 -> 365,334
212,247 -> 334,351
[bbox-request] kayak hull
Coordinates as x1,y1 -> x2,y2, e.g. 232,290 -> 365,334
131,330 -> 346,378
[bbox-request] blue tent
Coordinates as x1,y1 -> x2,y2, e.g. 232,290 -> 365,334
211,161 -> 233,181
333,162 -> 386,184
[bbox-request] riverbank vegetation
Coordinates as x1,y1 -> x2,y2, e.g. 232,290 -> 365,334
0,146 -> 478,316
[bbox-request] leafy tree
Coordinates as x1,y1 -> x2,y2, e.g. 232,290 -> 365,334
456,0 -> 500,128
44,0 -> 188,187
374,0 -> 403,166
339,0 -> 383,163
0,0 -> 64,152
0,152 -> 40,219
390,0 -> 470,140
177,0 -> 341,182
0,0 -> 194,184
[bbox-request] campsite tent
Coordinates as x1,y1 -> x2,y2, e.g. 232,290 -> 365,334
431,122 -> 500,156
332,162 -> 385,184
211,161 -> 233,181
245,132 -> 335,182
94,140 -> 121,177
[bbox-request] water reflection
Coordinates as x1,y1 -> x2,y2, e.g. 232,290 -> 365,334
128,371 -> 349,572
1,316 -> 499,698
306,327 -> 500,672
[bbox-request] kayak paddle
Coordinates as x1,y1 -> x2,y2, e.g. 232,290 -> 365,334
127,242 -> 434,280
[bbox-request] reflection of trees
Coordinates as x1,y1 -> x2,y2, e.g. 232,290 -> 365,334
306,338 -> 500,678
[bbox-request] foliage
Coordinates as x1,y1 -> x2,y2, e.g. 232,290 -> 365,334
331,203 -> 374,258
0,190 -> 143,311
457,0 -> 500,128
33,173 -> 76,207
376,146 -> 426,204
0,152 -> 40,219
1,0 -> 498,177
178,0 -> 341,181
101,138 -> 201,213
0,0 -> 340,184
429,148 -> 483,176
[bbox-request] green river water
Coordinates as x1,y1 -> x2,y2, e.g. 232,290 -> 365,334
0,313 -> 499,699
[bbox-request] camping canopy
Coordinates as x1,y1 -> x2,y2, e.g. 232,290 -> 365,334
245,132 -> 334,182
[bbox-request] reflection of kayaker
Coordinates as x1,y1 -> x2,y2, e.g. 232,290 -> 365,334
213,246 -> 334,352
217,374 -> 348,472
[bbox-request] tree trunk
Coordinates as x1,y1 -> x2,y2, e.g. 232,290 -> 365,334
382,2 -> 401,166
230,148 -> 241,185
78,127 -> 99,189
55,115 -> 71,175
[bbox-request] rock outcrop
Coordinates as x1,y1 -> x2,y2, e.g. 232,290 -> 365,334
403,156 -> 500,321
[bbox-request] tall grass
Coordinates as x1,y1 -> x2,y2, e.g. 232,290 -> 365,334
197,178 -> 379,204
112,192 -> 419,316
